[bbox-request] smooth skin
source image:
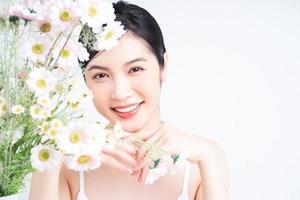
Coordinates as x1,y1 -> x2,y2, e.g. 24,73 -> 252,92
29,32 -> 228,200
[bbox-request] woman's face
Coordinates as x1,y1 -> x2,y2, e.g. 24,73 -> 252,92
85,32 -> 167,132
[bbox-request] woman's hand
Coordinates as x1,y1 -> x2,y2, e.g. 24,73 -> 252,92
126,124 -> 205,183
130,124 -> 229,199
100,128 -> 146,175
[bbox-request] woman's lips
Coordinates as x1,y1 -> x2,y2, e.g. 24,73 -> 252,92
111,102 -> 144,119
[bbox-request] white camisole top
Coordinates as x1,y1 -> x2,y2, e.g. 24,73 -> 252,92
76,161 -> 191,200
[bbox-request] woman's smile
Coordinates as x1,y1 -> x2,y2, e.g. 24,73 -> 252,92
111,101 -> 145,119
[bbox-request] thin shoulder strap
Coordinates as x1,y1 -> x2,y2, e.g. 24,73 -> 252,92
79,170 -> 85,194
182,161 -> 191,193
77,170 -> 89,200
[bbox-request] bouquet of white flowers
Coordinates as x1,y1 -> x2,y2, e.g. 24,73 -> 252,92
0,0 -> 187,197
0,0 -> 126,197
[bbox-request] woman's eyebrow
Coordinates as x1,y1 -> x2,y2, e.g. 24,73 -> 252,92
125,57 -> 147,65
87,57 -> 147,71
87,65 -> 109,71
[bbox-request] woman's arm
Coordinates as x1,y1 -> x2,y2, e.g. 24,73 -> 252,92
29,164 -> 71,200
194,138 -> 229,200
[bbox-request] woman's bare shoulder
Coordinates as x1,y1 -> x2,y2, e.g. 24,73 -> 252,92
165,124 -> 203,194
60,163 -> 79,199
166,123 -> 224,153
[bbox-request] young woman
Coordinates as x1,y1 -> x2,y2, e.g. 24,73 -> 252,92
29,1 -> 228,200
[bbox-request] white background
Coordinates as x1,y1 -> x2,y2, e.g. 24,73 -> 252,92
129,0 -> 300,200
21,0 -> 300,199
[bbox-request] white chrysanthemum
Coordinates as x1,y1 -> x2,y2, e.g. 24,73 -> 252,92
57,122 -> 95,154
27,68 -> 57,96
30,145 -> 61,172
95,21 -> 126,51
64,151 -> 101,171
11,104 -> 25,115
30,104 -> 47,120
46,119 -> 64,139
49,0 -> 80,32
28,2 -> 58,37
47,127 -> 60,139
145,164 -> 168,185
51,119 -> 63,129
31,15 -> 59,39
37,95 -> 50,107
23,35 -> 51,63
39,121 -> 51,134
78,0 -> 115,30
54,40 -> 80,74
58,122 -> 104,154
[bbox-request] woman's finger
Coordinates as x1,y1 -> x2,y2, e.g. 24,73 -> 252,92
138,165 -> 150,184
114,139 -> 138,156
101,145 -> 138,170
138,131 -> 167,163
100,152 -> 134,175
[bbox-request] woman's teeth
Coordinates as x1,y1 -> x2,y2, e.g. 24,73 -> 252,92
114,103 -> 140,113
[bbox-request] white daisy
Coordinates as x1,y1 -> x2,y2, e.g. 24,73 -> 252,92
57,122 -> 95,154
49,0 -> 80,32
39,121 -> 51,134
47,127 -> 60,139
78,0 -> 115,30
23,35 -> 51,64
11,104 -> 25,115
64,151 -> 101,171
95,21 -> 126,51
145,164 -> 168,185
37,95 -> 50,107
46,119 -> 64,139
30,104 -> 46,120
30,144 -> 61,172
27,68 -> 57,96
54,40 -> 82,74
31,13 -> 59,39
51,119 -> 63,129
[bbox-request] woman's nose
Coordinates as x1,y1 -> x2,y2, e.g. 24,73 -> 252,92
110,76 -> 132,101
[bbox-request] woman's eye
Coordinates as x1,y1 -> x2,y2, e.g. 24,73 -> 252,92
92,73 -> 108,80
129,66 -> 144,73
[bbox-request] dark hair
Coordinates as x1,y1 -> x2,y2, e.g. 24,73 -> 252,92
81,1 -> 166,69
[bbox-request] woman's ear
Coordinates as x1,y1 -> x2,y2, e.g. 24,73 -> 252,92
160,52 -> 168,82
